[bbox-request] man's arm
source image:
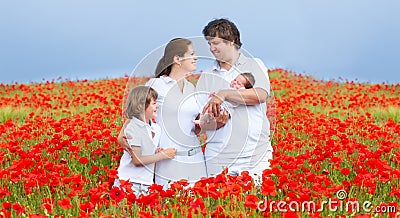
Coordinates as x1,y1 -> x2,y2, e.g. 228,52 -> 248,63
221,87 -> 268,105
203,88 -> 268,116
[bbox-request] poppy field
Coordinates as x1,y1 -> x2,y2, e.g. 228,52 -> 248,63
0,70 -> 399,217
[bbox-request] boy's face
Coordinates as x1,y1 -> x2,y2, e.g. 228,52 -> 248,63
230,75 -> 247,90
144,98 -> 159,121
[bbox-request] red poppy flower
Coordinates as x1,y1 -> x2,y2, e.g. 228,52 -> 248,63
109,186 -> 125,203
138,211 -> 152,218
261,178 -> 277,196
88,165 -> 98,174
340,168 -> 351,176
29,215 -> 47,218
41,203 -> 54,214
79,202 -> 94,213
244,194 -> 259,210
12,202 -> 25,214
2,201 -> 11,210
57,198 -> 72,209
78,157 -> 89,164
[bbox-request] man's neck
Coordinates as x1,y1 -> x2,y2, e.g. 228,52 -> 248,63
218,51 -> 240,71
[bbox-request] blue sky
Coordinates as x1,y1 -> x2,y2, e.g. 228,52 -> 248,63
1,0 -> 399,84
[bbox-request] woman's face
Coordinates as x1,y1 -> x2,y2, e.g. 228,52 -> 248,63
180,44 -> 197,73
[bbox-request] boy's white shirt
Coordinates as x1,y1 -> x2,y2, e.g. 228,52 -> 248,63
117,117 -> 160,185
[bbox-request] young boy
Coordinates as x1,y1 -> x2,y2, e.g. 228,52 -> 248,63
115,86 -> 176,196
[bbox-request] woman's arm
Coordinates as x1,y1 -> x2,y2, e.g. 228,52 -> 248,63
131,146 -> 176,167
118,119 -> 135,157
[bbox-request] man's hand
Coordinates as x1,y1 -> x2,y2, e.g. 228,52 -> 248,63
215,109 -> 229,129
195,109 -> 229,131
117,119 -> 134,157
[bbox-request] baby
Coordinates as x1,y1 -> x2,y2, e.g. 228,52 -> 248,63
229,72 -> 255,90
194,72 -> 255,126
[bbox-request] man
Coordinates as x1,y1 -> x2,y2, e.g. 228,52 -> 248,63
196,18 -> 273,182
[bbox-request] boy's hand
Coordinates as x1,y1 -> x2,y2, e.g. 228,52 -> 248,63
156,147 -> 164,153
160,148 -> 177,159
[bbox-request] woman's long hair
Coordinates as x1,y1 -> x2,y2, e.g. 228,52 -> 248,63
155,38 -> 192,78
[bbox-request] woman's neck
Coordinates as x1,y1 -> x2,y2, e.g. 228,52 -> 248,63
169,68 -> 186,91
169,68 -> 186,81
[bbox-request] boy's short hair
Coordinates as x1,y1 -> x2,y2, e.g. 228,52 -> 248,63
125,86 -> 158,120
241,72 -> 255,89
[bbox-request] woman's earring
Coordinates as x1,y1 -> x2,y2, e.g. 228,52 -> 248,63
178,63 -> 182,67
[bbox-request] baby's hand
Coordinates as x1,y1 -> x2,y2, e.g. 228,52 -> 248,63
193,113 -> 214,126
161,148 -> 177,159
156,147 -> 164,153
193,119 -> 201,126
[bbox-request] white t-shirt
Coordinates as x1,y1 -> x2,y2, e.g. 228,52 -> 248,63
145,76 -> 207,187
196,53 -> 272,161
145,76 -> 201,151
117,117 -> 161,185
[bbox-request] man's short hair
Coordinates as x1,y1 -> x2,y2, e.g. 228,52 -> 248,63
202,18 -> 242,49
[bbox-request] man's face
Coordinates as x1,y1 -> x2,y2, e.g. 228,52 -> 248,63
207,37 -> 233,62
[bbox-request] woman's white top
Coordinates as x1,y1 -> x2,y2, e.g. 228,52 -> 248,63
146,76 -> 207,187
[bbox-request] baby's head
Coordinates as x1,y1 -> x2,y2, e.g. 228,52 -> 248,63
125,86 -> 158,121
230,72 -> 255,89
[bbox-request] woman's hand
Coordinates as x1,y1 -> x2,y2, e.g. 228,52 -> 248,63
117,120 -> 135,157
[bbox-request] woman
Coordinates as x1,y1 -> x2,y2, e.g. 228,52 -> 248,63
119,38 -> 207,188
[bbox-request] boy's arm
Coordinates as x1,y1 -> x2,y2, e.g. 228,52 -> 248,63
130,146 -> 176,167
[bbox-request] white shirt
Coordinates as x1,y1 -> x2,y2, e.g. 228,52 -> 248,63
196,53 -> 272,160
117,117 -> 161,185
145,76 -> 207,187
145,76 -> 201,151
